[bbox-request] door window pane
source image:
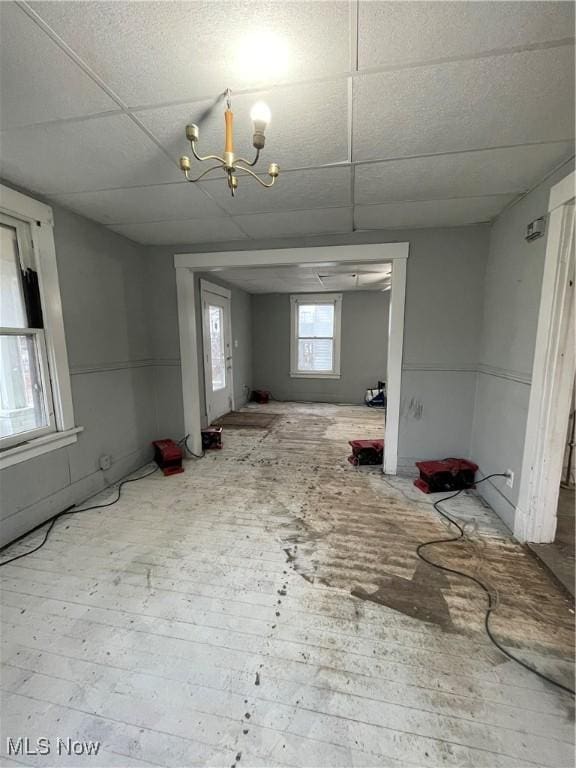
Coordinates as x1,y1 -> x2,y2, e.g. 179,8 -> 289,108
0,334 -> 47,439
0,224 -> 27,328
298,304 -> 334,338
298,338 -> 334,372
209,305 -> 226,391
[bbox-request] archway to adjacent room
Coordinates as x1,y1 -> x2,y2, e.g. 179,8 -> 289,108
174,242 -> 408,474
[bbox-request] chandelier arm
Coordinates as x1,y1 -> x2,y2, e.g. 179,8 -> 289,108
185,164 -> 225,183
234,149 -> 261,168
190,143 -> 225,165
234,166 -> 276,188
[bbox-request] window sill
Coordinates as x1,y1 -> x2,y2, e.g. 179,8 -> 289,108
0,427 -> 83,470
290,372 -> 341,380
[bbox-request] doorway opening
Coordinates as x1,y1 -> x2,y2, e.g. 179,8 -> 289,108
529,377 -> 576,595
175,242 -> 408,474
516,171 -> 575,576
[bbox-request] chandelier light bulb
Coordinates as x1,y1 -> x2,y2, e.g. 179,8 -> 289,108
250,101 -> 271,131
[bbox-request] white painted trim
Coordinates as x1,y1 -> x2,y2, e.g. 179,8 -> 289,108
477,363 -> 531,385
384,258 -> 407,475
0,327 -> 56,448
32,216 -> 75,431
200,279 -> 231,300
0,184 -> 53,225
0,427 -> 83,470
403,362 -> 477,373
515,170 -> 575,543
200,281 -> 234,422
290,293 -> 342,379
290,373 -> 341,380
175,242 -> 408,474
549,171 -> 576,213
176,267 -> 203,456
0,185 -> 76,445
176,242 -> 408,270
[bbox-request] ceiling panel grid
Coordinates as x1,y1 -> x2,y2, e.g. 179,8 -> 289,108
0,0 -> 573,243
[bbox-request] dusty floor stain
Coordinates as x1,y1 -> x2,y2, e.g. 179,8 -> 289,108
2,400 -> 574,767
245,403 -> 574,668
352,560 -> 455,631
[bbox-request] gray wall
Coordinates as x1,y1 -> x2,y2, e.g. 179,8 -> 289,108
145,224 -> 489,468
5,163 -> 571,544
399,226 -> 489,468
252,291 -> 389,404
143,250 -> 253,432
0,198 -> 157,546
470,159 -> 575,530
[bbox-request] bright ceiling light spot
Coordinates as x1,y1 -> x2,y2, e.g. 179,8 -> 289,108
235,31 -> 290,81
250,101 -> 271,127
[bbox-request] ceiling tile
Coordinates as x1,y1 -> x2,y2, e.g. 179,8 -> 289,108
135,79 -> 349,171
29,1 -> 351,106
213,262 -> 392,293
317,262 -> 392,275
234,207 -> 353,238
255,279 -> 294,293
355,196 -> 516,230
201,166 -> 352,214
108,217 -> 246,246
213,268 -> 288,280
353,46 -> 575,162
0,114 -> 181,194
234,282 -> 275,293
358,1 -> 575,71
50,182 -> 226,225
354,143 -> 575,205
0,3 -> 117,130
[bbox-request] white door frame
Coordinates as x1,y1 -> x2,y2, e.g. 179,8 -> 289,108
200,279 -> 235,421
515,170 -> 575,543
175,242 -> 409,472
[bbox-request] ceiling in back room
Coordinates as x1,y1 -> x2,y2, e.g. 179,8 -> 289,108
0,1 -> 574,245
205,262 -> 393,294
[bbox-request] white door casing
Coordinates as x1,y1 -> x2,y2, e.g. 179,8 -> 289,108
200,280 -> 234,423
516,170 -> 575,543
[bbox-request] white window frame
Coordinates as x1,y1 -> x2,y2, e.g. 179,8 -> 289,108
0,184 -> 81,469
290,293 -> 342,379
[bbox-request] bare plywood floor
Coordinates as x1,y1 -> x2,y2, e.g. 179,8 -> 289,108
1,403 -> 574,767
529,486 -> 575,598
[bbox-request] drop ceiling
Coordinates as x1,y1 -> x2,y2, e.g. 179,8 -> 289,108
207,262 -> 392,294
0,1 -> 574,246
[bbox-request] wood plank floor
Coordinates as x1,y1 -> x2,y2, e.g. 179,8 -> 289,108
1,403 -> 574,768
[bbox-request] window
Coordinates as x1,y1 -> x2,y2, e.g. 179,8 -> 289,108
0,184 -> 78,468
290,293 -> 342,378
208,304 -> 226,391
1,214 -> 55,447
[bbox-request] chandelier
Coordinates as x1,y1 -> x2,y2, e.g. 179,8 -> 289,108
179,89 -> 280,197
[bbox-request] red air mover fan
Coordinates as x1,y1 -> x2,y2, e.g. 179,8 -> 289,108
348,439 -> 384,466
414,458 -> 478,493
152,439 -> 184,476
201,426 -> 223,449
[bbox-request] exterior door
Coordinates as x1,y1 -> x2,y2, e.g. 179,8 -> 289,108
201,281 -> 233,422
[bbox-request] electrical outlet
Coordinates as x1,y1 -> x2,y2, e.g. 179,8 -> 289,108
506,469 -> 514,488
99,454 -> 112,471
